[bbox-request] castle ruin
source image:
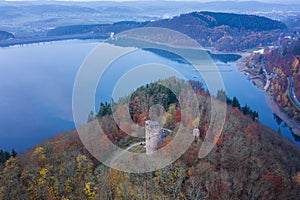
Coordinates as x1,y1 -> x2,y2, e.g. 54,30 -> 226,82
145,120 -> 173,155
145,120 -> 161,155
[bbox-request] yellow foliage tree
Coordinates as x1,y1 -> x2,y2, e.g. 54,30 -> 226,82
65,177 -> 74,193
32,147 -> 47,167
76,154 -> 93,182
168,104 -> 176,115
84,182 -> 98,200
193,117 -> 200,128
38,168 -> 48,185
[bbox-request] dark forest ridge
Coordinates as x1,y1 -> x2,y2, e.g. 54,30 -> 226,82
155,11 -> 287,31
1,11 -> 287,51
148,11 -> 286,51
47,11 -> 287,52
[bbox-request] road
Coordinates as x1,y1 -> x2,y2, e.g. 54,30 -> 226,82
287,76 -> 300,111
109,142 -> 146,166
125,142 -> 146,151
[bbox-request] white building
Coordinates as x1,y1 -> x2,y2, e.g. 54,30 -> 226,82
193,128 -> 200,137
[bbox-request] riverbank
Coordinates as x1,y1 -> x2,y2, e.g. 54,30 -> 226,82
236,53 -> 300,137
266,93 -> 300,136
236,53 -> 266,90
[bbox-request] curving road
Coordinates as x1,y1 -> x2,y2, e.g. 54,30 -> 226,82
287,76 -> 300,111
125,142 -> 146,151
109,142 -> 146,166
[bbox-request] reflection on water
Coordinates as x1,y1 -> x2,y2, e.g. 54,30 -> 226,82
293,132 -> 300,142
0,39 -> 299,152
273,113 -> 284,126
0,40 -> 99,152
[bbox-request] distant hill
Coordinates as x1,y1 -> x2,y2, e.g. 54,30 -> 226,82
47,11 -> 286,52
0,30 -> 14,41
195,11 -> 286,31
147,11 -> 287,51
0,78 -> 299,199
150,11 -> 286,32
47,21 -> 148,37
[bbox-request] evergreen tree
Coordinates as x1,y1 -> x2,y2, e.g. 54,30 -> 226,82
97,102 -> 112,117
11,149 -> 17,158
98,103 -> 106,117
0,150 -> 10,163
232,97 -> 241,109
241,105 -> 250,115
216,89 -> 227,102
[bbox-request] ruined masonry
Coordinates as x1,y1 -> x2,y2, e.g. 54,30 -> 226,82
145,120 -> 161,155
145,120 -> 173,154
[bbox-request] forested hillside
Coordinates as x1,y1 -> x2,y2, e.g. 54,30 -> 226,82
1,78 -> 299,199
191,12 -> 286,31
245,37 -> 300,122
148,12 -> 286,51
47,11 -> 286,52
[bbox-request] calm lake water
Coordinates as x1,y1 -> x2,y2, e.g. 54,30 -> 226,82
0,40 -> 298,152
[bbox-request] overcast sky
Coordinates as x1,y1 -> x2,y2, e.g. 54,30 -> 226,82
1,0 -> 298,2
3,0 -> 300,5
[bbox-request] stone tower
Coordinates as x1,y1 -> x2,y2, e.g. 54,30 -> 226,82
145,120 -> 161,155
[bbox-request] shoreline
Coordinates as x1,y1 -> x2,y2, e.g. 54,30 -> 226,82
0,34 -> 107,48
236,53 -> 266,90
265,93 -> 300,136
236,53 -> 300,137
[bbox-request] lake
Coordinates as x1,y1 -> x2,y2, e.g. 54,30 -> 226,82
0,39 -> 298,152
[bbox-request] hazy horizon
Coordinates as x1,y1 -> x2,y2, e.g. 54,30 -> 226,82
2,0 -> 300,3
